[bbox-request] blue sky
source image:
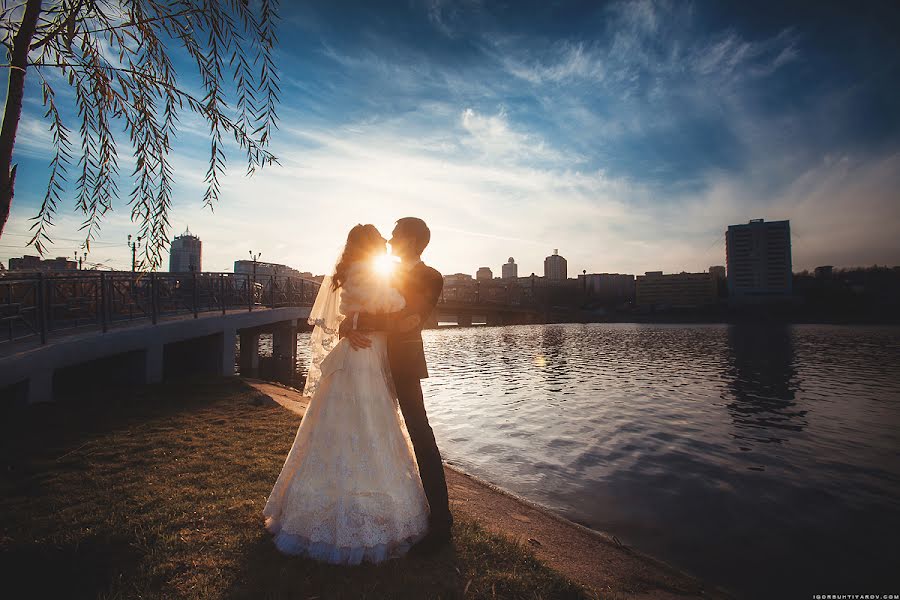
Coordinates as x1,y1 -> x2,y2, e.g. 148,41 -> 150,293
3,0 -> 899,276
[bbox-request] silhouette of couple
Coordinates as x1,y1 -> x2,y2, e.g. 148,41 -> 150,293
262,217 -> 452,563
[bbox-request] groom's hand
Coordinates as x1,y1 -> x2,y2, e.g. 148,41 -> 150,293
339,317 -> 371,350
345,330 -> 372,350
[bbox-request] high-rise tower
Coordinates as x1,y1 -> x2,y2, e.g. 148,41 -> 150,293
169,226 -> 202,272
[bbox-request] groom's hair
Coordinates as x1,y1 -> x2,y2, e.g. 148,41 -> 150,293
396,217 -> 430,255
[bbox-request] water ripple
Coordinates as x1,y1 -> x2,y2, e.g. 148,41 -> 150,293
413,323 -> 900,598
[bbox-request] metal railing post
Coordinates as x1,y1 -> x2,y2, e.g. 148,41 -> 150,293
192,272 -> 199,318
37,273 -> 47,345
100,272 -> 108,333
151,273 -> 158,325
248,273 -> 253,312
220,274 -> 226,314
128,273 -> 135,321
6,281 -> 12,341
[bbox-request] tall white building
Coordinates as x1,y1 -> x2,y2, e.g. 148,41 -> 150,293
726,219 -> 792,301
544,249 -> 567,280
169,226 -> 202,272
501,257 -> 518,279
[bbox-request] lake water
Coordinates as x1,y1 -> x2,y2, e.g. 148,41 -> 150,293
295,324 -> 900,598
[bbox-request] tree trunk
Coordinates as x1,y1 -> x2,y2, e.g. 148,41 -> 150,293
0,0 -> 44,239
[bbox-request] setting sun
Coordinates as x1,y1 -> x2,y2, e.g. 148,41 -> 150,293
373,253 -> 399,278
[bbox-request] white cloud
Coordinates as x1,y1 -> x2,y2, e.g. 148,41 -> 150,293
459,107 -> 579,164
496,40 -> 606,85
11,114 -> 55,159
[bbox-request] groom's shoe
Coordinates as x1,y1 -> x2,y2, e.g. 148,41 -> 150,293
409,526 -> 452,557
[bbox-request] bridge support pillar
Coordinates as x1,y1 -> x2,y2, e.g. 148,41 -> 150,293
486,313 -> 505,327
146,343 -> 164,384
239,330 -> 260,377
272,321 -> 297,384
457,313 -> 472,327
221,328 -> 237,376
28,371 -> 53,404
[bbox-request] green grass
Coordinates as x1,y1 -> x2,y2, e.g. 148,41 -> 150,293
0,378 -> 597,599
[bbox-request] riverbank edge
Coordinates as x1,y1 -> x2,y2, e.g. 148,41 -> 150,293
246,378 -> 735,600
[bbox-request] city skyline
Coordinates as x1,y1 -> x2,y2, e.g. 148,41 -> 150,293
2,1 -> 899,276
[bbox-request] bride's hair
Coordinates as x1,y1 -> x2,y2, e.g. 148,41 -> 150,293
332,224 -> 384,290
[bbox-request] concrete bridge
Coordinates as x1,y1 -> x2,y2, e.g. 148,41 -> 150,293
0,271 -> 318,404
0,271 -> 545,405
430,301 -> 543,327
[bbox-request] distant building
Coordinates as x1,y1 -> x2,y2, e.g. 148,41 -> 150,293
443,273 -> 476,302
709,265 -> 727,299
814,265 -> 834,279
578,273 -> 636,304
169,226 -> 202,272
234,260 -> 306,279
544,249 -> 567,280
709,265 -> 726,281
501,257 -> 518,279
726,219 -> 792,302
8,255 -> 76,271
444,273 -> 474,286
476,267 -> 493,280
635,271 -> 717,308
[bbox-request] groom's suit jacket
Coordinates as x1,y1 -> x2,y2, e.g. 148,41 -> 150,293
357,261 -> 443,380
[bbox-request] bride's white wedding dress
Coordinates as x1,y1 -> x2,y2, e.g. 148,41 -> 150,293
262,262 -> 430,565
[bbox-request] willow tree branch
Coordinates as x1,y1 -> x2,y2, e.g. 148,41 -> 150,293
28,0 -> 82,52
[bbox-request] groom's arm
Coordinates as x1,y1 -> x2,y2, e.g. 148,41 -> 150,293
339,308 -> 413,350
352,269 -> 443,333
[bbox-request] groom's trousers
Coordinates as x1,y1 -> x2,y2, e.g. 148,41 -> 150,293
395,377 -> 453,532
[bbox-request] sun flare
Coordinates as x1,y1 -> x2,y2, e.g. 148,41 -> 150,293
373,253 -> 399,278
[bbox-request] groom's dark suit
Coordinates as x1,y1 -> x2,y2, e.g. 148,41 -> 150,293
354,260 -> 452,535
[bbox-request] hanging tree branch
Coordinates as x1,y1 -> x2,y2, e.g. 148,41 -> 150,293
0,0 -> 281,269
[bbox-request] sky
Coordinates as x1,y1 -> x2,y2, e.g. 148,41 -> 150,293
3,0 -> 900,277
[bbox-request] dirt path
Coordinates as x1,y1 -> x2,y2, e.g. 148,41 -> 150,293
245,379 -> 733,599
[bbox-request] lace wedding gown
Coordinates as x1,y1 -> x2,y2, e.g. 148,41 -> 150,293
262,262 -> 430,564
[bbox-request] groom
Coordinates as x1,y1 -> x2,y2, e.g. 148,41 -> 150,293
339,217 -> 453,553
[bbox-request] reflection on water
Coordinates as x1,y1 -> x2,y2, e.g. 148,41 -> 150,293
725,325 -> 807,444
400,324 -> 900,599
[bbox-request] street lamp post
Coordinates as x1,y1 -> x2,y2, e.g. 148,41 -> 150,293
127,234 -> 143,273
126,234 -> 142,320
249,251 -> 262,305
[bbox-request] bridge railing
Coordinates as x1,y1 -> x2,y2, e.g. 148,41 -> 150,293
0,271 -> 322,346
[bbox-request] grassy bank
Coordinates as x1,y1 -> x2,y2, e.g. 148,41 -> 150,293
0,378 -> 595,599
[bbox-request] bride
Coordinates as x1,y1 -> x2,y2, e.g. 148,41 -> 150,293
262,224 -> 430,565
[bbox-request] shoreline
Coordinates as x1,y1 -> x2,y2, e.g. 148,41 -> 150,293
247,378 -> 734,599
427,317 -> 900,328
